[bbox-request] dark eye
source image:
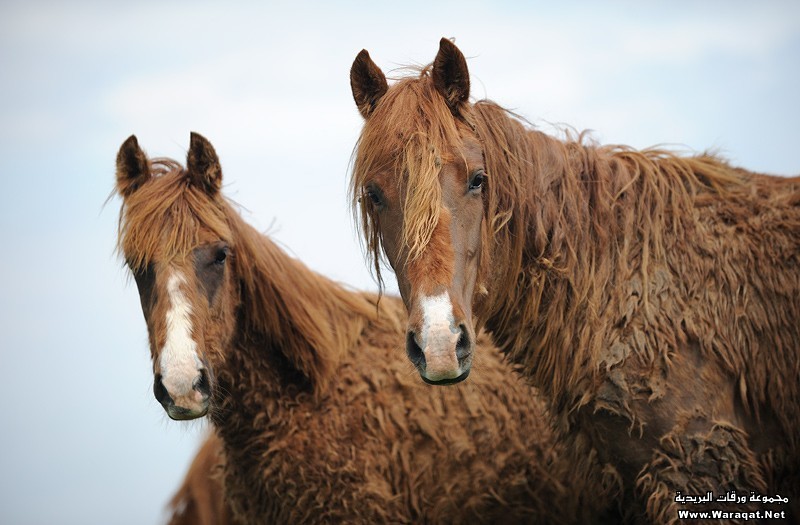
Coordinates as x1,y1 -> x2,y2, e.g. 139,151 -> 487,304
469,169 -> 485,192
213,247 -> 228,265
364,187 -> 383,207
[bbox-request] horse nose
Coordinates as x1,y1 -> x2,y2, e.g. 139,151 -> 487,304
153,373 -> 174,408
153,369 -> 210,411
407,325 -> 472,385
192,368 -> 211,398
406,330 -> 426,369
455,324 -> 471,362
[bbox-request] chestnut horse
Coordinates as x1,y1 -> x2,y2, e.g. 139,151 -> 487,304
116,133 -> 602,523
350,39 -> 800,523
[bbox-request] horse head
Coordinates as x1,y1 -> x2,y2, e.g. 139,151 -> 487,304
350,39 -> 488,385
116,133 -> 238,419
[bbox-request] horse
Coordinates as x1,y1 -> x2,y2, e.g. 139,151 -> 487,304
115,132 -> 603,524
166,432 -> 236,525
349,39 -> 800,523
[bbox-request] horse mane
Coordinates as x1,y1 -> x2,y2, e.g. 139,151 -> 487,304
119,159 -> 398,395
225,202 -> 397,394
469,101 -> 745,356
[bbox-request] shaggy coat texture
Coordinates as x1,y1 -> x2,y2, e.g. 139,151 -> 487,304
350,41 -> 800,524
117,134 -> 601,524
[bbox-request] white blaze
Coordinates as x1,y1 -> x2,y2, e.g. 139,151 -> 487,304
418,292 -> 461,379
159,272 -> 202,396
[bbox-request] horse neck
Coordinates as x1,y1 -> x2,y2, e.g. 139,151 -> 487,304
224,207 -> 374,397
474,104 -> 660,394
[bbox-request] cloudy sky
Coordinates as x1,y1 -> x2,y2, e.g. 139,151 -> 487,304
0,1 -> 798,523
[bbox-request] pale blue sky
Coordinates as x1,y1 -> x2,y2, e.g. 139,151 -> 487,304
1,1 -> 798,523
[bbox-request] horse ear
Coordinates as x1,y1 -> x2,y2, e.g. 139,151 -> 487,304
187,132 -> 222,195
116,135 -> 149,197
432,38 -> 470,111
350,49 -> 388,119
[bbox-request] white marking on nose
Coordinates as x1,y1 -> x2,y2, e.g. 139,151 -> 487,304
159,272 -> 203,397
418,292 -> 461,380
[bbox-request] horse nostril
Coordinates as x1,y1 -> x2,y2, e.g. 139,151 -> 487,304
455,324 -> 471,362
406,331 -> 426,369
193,368 -> 210,397
153,374 -> 173,407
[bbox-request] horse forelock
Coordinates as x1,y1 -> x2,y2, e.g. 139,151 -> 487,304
352,71 -> 470,284
117,158 -> 232,271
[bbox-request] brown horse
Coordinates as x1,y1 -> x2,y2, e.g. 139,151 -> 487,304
115,132 -> 603,524
350,39 -> 800,523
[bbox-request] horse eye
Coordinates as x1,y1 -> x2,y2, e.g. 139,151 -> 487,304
213,247 -> 228,265
365,189 -> 382,206
469,170 -> 485,191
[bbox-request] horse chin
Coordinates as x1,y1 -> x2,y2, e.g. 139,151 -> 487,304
421,368 -> 471,386
165,403 -> 209,421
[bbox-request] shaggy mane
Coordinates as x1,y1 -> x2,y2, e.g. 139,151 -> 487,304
468,102 -> 746,357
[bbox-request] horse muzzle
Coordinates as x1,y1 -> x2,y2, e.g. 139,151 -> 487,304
154,369 -> 211,420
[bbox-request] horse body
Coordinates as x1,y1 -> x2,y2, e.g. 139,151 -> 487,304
116,133 -> 597,524
350,40 -> 800,523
